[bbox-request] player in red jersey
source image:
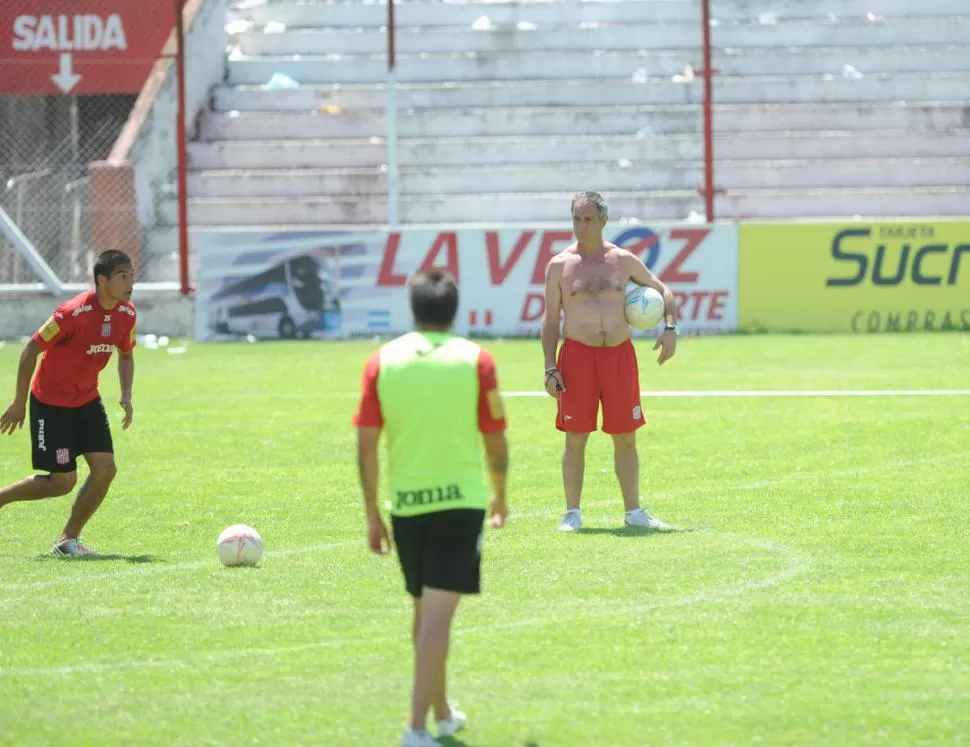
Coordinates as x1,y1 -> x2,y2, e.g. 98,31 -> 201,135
0,250 -> 138,557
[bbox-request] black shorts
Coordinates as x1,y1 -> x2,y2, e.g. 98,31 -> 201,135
30,394 -> 113,473
391,508 -> 486,598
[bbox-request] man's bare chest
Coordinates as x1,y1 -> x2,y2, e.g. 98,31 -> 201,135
562,263 -> 628,298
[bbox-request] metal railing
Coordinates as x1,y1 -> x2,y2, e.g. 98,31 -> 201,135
2,168 -> 53,283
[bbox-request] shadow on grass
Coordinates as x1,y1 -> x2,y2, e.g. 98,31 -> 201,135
440,740 -> 541,747
575,525 -> 698,537
35,553 -> 159,563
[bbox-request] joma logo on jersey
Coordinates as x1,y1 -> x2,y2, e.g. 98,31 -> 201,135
71,304 -> 93,317
86,344 -> 115,355
395,484 -> 464,509
117,305 -> 135,317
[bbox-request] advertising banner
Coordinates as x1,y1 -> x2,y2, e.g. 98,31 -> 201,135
195,224 -> 739,341
739,221 -> 970,333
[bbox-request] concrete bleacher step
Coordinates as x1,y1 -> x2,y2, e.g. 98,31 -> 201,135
235,17 -> 970,56
216,76 -> 970,112
188,138 -> 387,169
213,79 -> 697,111
235,0 -> 970,28
186,158 -> 970,199
186,130 -> 970,171
212,74 -> 970,112
183,191 -> 699,225
201,106 -> 700,140
187,135 -> 698,170
181,185 -> 970,226
718,186 -> 970,219
200,102 -> 970,141
227,45 -> 970,85
186,165 -> 702,197
226,49 -> 970,86
716,158 -> 970,190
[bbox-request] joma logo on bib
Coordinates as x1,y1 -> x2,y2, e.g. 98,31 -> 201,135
396,484 -> 464,510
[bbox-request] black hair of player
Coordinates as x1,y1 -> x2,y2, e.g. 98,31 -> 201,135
93,250 -> 134,288
410,270 -> 459,329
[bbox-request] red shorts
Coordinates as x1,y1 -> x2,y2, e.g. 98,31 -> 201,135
555,338 -> 645,434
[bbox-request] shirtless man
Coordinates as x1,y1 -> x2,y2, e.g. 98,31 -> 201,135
541,191 -> 678,531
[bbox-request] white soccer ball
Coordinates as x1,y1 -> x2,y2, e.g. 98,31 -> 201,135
217,524 -> 263,567
624,286 -> 665,330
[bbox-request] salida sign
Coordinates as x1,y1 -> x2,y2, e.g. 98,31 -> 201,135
372,225 -> 740,335
0,0 -> 175,95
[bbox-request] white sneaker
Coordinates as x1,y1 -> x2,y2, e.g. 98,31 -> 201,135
624,508 -> 669,530
559,509 -> 582,532
51,538 -> 99,557
401,729 -> 440,747
436,707 -> 467,738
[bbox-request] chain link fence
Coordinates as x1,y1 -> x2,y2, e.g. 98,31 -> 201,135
0,94 -> 139,284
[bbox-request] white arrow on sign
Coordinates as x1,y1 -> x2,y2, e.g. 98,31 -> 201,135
51,53 -> 82,94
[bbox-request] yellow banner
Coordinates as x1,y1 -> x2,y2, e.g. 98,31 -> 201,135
739,221 -> 970,333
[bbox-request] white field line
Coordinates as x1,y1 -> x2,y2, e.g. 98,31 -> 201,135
505,389 -> 970,398
0,531 -> 810,678
143,388 -> 970,401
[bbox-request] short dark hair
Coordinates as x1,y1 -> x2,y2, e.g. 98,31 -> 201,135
93,250 -> 133,286
409,270 -> 458,328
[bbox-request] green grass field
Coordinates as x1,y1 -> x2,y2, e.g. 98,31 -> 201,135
1,334 -> 968,746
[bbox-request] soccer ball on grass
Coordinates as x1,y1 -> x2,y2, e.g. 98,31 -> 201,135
217,524 -> 263,567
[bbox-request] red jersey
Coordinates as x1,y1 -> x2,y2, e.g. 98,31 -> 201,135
31,290 -> 137,407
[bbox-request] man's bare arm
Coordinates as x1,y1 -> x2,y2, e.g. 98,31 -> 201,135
626,252 -> 678,329
14,339 -> 41,404
357,426 -> 381,520
541,258 -> 565,369
117,351 -> 134,400
117,350 -> 135,429
482,431 -> 509,527
357,425 -> 391,554
482,431 -> 508,501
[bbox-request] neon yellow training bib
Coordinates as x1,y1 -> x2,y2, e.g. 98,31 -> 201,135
377,331 -> 488,517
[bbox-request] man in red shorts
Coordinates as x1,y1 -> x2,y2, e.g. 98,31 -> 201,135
0,250 -> 137,556
541,192 -> 678,531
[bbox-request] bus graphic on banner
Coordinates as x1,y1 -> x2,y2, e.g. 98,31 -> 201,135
208,255 -> 340,339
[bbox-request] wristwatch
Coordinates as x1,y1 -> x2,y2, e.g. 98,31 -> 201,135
664,325 -> 679,334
